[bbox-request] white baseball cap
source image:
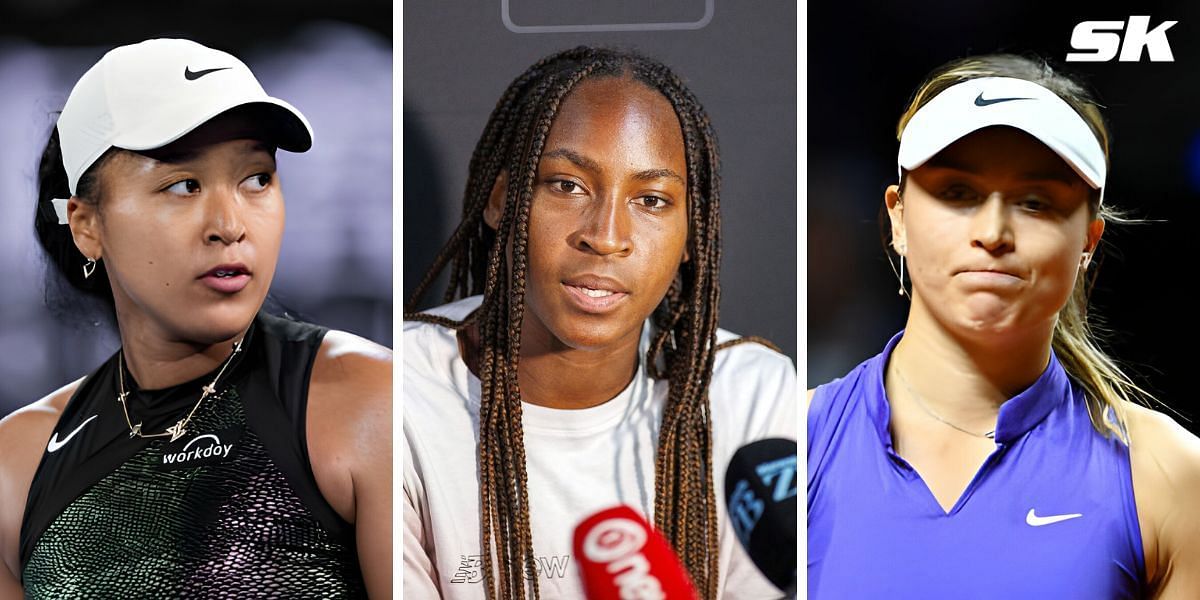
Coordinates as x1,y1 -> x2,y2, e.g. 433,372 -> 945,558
57,38 -> 313,197
897,76 -> 1106,200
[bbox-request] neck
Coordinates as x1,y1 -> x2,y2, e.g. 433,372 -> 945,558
515,319 -> 642,411
890,298 -> 1053,424
117,315 -> 248,391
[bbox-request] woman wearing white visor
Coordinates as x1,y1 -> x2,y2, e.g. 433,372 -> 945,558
0,39 -> 391,597
808,54 -> 1200,597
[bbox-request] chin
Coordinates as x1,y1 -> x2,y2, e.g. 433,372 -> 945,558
183,299 -> 262,343
551,319 -> 639,352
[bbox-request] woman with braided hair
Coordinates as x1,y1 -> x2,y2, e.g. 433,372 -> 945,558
403,47 -> 796,599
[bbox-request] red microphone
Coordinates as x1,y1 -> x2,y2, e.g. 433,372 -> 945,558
572,505 -> 700,600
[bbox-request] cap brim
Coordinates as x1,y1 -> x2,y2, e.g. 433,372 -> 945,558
897,77 -> 1105,190
113,96 -> 313,154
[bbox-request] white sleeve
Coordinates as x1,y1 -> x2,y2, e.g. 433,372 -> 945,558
403,430 -> 443,599
716,342 -> 797,599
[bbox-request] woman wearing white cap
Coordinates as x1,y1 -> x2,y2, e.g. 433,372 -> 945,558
0,39 -> 391,597
808,54 -> 1200,597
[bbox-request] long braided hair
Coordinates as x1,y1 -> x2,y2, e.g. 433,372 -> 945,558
407,46 -> 726,599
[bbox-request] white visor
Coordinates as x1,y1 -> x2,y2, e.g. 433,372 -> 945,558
897,77 -> 1106,201
57,38 -> 313,196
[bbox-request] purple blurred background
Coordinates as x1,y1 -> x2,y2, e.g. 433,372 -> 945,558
0,2 -> 391,419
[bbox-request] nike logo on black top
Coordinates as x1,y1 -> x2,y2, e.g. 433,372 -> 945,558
47,415 -> 99,453
974,93 -> 1034,107
184,66 -> 231,80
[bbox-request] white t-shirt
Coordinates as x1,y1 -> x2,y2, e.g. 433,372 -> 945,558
403,296 -> 796,599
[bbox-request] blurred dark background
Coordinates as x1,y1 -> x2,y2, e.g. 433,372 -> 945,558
808,0 -> 1199,432
404,1 -> 797,363
0,0 -> 391,418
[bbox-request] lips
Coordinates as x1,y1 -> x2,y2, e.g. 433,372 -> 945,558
955,268 -> 1023,288
199,263 -> 252,294
956,267 -> 1021,278
562,275 -> 629,313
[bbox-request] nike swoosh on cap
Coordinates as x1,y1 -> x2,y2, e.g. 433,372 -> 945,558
1025,508 -> 1083,526
47,414 -> 99,453
184,66 -> 232,81
974,92 -> 1034,107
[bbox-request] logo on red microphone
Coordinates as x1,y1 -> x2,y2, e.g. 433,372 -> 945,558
581,517 -> 665,600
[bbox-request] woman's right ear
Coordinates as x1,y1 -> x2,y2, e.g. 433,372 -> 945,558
67,197 -> 102,260
884,185 -> 906,254
483,171 -> 508,230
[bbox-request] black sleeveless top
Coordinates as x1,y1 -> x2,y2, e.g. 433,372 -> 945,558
19,313 -> 366,598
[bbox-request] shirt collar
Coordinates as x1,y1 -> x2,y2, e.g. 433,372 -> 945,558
868,330 -> 1070,446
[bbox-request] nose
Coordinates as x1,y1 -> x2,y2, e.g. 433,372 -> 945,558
970,192 -> 1013,254
204,186 -> 246,245
570,193 -> 632,257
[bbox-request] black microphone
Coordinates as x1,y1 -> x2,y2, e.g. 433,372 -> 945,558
724,438 -> 797,596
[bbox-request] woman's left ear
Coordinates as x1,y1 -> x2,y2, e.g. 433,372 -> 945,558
1082,217 -> 1105,268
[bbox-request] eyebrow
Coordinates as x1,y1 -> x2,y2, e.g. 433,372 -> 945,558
542,148 -> 684,184
922,156 -> 1081,187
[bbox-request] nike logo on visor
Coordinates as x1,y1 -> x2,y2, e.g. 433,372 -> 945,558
974,92 -> 1034,107
47,414 -> 99,453
184,66 -> 232,80
1025,508 -> 1083,526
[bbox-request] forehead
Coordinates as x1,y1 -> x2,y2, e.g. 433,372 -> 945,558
543,77 -> 685,163
921,126 -> 1087,186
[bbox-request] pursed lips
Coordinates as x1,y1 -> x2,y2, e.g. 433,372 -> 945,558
954,267 -> 1025,285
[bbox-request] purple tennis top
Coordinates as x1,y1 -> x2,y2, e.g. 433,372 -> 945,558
807,331 -> 1145,599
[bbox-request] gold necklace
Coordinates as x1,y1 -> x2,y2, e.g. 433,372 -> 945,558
117,338 -> 245,442
893,363 -> 996,440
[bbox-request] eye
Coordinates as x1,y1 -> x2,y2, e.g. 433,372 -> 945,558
636,195 -> 668,209
165,179 -> 201,195
549,179 -> 582,194
1017,194 -> 1051,212
243,173 -> 272,192
938,183 -> 979,202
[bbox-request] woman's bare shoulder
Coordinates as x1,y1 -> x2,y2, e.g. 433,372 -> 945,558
1125,402 -> 1200,476
1125,402 -> 1200,595
0,379 -> 83,464
305,330 -> 392,523
313,329 -> 392,385
0,379 -> 83,574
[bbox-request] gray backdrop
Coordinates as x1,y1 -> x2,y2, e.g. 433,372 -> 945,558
404,1 -> 797,362
0,2 -> 391,419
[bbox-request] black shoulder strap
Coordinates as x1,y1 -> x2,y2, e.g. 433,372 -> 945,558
242,313 -> 352,540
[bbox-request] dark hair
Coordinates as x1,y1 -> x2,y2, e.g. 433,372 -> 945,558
35,123 -> 118,317
407,46 -> 725,599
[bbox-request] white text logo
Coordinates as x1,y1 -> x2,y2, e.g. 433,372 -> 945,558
1066,16 -> 1177,62
162,433 -> 234,466
582,517 -> 663,600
